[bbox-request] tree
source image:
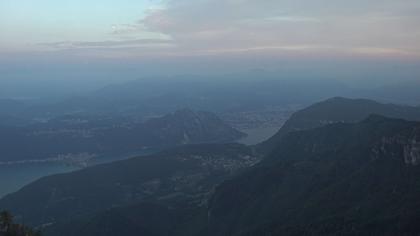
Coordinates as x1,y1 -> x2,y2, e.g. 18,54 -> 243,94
0,210 -> 13,233
0,210 -> 41,236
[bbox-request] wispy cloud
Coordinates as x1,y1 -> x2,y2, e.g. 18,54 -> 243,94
131,0 -> 420,57
31,0 -> 420,59
40,39 -> 174,49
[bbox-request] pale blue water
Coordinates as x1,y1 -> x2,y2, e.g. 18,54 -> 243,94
237,126 -> 281,145
0,162 -> 78,198
0,128 -> 274,200
0,149 -> 160,199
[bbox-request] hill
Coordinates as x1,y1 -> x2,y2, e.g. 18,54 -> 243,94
0,143 -> 259,235
3,99 -> 420,235
0,109 -> 245,162
21,115 -> 420,236
208,115 -> 420,235
260,97 -> 420,153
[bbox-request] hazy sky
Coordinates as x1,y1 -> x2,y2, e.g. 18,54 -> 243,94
1,0 -> 420,82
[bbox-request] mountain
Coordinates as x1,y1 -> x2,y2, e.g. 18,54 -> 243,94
260,97 -> 420,153
0,143 -> 259,235
8,115 -> 420,236
3,78 -> 419,126
0,210 -> 41,236
39,77 -> 357,117
0,109 -> 245,162
207,115 -> 420,235
62,78 -> 420,116
0,99 -> 29,126
141,109 -> 246,145
4,98 -> 420,236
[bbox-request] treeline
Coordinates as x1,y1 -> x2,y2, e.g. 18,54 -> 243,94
0,211 -> 41,236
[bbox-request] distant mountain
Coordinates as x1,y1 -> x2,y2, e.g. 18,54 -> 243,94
3,78 -> 419,124
207,115 -> 420,235
141,109 -> 246,145
0,99 -> 29,126
0,143 -> 259,235
0,109 -> 245,162
74,78 -> 420,115
367,80 -> 420,105
40,78 -> 357,116
260,97 -> 420,153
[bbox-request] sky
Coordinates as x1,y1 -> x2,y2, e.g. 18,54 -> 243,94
1,0 -> 420,85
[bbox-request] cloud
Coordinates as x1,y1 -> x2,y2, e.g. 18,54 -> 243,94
132,0 -> 420,57
40,39 -> 174,49
38,0 -> 420,58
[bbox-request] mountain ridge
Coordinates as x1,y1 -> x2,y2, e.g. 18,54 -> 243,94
207,115 -> 420,235
3,98 -> 420,235
260,97 -> 420,153
0,143 -> 259,234
0,109 -> 245,162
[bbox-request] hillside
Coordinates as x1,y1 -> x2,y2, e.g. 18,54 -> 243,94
0,109 -> 245,162
0,143 -> 259,235
3,100 -> 420,236
208,115 -> 420,235
260,97 -> 420,153
13,115 -> 420,236
40,78 -> 355,116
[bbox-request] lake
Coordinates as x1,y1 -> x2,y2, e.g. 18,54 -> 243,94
0,162 -> 78,198
0,127 -> 279,199
0,149 -> 159,199
237,126 -> 280,145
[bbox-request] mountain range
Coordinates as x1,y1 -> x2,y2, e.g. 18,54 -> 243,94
0,109 -> 245,162
1,97 -> 420,235
260,97 -> 420,153
208,115 -> 420,235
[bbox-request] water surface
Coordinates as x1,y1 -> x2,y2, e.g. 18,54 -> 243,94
0,129 -> 276,199
0,162 -> 77,198
237,126 -> 281,145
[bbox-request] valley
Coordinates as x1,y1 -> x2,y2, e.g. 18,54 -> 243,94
2,2 -> 419,235
2,97 -> 420,236
0,108 -> 287,199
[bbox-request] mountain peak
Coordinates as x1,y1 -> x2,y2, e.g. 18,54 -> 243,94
324,96 -> 378,105
362,114 -> 392,123
145,109 -> 246,145
325,96 -> 348,101
259,97 -> 420,154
